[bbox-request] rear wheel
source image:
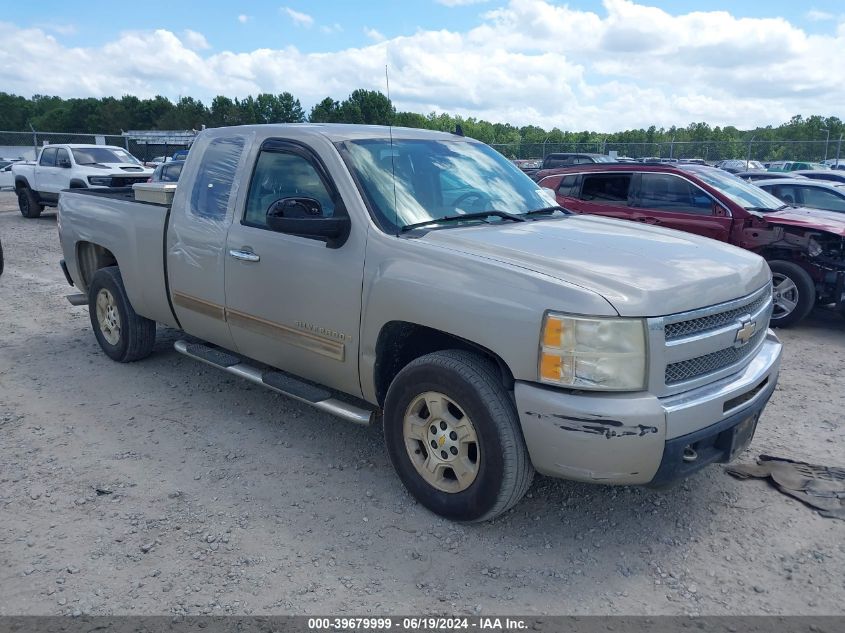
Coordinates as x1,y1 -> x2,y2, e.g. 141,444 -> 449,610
87,266 -> 156,362
384,350 -> 533,522
17,185 -> 43,219
769,260 -> 815,327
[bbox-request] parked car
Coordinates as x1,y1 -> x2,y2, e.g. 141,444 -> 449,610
679,158 -> 707,165
717,159 -> 765,173
756,178 -> 845,213
538,163 -> 845,326
12,145 -> 153,218
56,123 -> 781,521
531,152 -> 614,181
150,160 -> 184,183
792,170 -> 845,185
768,161 -> 828,172
736,171 -> 806,182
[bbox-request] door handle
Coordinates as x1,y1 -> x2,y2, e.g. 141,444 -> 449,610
228,249 -> 260,262
636,217 -> 659,224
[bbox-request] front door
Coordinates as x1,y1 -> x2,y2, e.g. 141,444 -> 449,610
629,172 -> 733,242
224,139 -> 365,397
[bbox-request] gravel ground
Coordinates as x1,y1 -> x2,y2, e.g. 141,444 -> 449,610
0,191 -> 843,617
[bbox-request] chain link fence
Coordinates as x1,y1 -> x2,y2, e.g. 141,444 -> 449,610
0,130 -> 194,163
491,139 -> 844,164
2,129 -> 842,166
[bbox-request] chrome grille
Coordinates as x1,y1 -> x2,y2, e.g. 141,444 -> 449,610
665,292 -> 769,340
665,328 -> 767,384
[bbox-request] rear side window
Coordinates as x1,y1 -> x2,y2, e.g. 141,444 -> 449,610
579,173 -> 632,205
801,186 -> 845,212
189,137 -> 245,220
40,147 -> 57,167
637,173 -> 713,214
557,174 -> 579,197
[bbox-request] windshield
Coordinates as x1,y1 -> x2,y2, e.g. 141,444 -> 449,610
71,147 -> 141,165
680,165 -> 785,211
341,139 -> 556,232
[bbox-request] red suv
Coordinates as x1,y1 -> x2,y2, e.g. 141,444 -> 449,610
538,163 -> 845,326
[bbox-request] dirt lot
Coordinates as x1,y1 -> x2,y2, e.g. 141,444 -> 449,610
0,191 -> 843,617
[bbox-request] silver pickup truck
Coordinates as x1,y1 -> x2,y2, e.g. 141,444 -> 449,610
57,124 -> 782,521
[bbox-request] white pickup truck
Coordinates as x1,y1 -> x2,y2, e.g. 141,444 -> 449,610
13,144 -> 152,218
57,124 -> 782,521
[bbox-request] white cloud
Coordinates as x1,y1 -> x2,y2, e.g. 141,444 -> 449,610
321,23 -> 343,34
364,27 -> 386,42
281,7 -> 314,28
181,29 -> 210,50
806,9 -> 834,22
2,2 -> 845,131
237,14 -> 250,24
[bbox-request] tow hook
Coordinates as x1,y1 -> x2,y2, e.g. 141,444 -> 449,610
682,445 -> 698,463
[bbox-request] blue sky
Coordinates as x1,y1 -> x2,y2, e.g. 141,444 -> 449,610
3,1 -> 845,131
9,0 -> 843,53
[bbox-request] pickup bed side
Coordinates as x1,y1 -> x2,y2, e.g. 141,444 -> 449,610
58,190 -> 178,329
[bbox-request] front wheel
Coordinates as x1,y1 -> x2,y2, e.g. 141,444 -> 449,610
87,266 -> 156,362
383,350 -> 534,522
17,186 -> 43,219
769,260 -> 815,327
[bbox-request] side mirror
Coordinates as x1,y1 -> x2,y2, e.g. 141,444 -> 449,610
712,202 -> 729,217
265,197 -> 350,248
58,159 -> 72,168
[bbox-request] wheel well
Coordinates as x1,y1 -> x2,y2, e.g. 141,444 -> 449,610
14,177 -> 29,192
373,321 -> 514,406
69,179 -> 87,188
76,242 -> 118,291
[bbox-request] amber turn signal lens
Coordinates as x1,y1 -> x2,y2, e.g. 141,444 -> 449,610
543,316 -> 563,348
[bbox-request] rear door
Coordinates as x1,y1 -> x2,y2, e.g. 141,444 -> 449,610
628,172 -> 733,241
223,138 -> 365,396
166,133 -> 249,350
564,171 -> 636,220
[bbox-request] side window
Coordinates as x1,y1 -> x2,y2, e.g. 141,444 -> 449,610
579,173 -> 631,205
167,163 -> 183,182
189,136 -> 245,220
801,187 -> 845,212
55,148 -> 70,166
39,148 -> 57,167
243,150 -> 336,229
557,174 -> 579,197
770,185 -> 798,205
638,173 -> 713,214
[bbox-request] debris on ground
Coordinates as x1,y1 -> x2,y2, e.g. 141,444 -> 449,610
726,455 -> 845,520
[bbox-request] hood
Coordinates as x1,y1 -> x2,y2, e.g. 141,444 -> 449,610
763,207 -> 845,237
421,215 -> 771,317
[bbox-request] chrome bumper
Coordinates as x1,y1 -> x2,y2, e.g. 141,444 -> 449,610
515,330 -> 782,485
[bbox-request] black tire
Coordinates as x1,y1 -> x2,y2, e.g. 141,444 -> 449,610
383,350 -> 534,522
87,266 -> 156,362
17,185 -> 43,219
769,260 -> 815,327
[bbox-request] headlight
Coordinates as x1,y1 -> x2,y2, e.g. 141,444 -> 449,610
539,313 -> 647,391
88,176 -> 112,186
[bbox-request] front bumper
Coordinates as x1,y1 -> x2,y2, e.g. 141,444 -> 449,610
515,330 -> 782,485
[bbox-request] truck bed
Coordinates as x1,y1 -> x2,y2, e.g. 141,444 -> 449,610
58,187 -> 178,328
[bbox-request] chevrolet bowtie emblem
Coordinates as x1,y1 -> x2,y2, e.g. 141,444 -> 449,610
735,320 -> 757,346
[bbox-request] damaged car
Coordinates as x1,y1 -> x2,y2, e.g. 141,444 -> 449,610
538,163 -> 845,326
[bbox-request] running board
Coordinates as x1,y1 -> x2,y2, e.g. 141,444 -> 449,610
66,293 -> 87,306
173,340 -> 373,426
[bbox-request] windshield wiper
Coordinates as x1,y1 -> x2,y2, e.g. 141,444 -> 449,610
525,205 -> 568,217
400,210 -> 526,232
